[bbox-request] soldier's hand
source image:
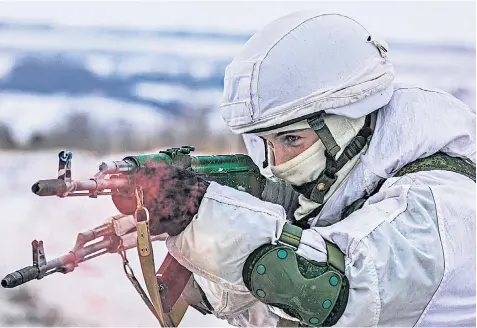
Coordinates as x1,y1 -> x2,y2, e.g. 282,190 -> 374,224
112,163 -> 209,236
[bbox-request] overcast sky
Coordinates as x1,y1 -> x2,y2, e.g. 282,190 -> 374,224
0,1 -> 475,45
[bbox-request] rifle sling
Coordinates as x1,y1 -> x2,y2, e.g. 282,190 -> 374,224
137,220 -> 175,326
122,259 -> 164,323
137,216 -> 190,327
125,257 -> 189,327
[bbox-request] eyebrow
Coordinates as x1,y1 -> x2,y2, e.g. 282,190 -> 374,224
275,129 -> 306,137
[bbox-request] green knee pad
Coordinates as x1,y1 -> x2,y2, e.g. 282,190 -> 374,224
242,244 -> 349,327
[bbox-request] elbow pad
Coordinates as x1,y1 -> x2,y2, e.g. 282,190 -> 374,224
242,224 -> 349,327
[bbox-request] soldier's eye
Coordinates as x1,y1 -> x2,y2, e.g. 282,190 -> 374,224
284,135 -> 301,143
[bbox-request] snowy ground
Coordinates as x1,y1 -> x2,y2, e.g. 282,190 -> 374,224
0,149 -> 227,326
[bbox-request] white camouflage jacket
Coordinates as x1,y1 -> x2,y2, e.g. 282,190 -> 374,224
166,84 -> 476,327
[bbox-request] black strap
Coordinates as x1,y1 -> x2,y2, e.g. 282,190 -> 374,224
260,136 -> 269,169
308,115 -> 341,158
294,114 -> 374,204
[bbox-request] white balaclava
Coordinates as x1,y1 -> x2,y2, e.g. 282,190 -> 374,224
255,115 -> 368,218
221,11 -> 395,216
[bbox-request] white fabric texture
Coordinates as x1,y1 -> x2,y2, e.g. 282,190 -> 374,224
309,84 -> 475,228
166,181 -> 327,322
167,84 -> 476,327
166,182 -> 327,321
220,12 -> 395,134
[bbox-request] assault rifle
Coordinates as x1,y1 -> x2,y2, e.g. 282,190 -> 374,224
2,146 -> 265,327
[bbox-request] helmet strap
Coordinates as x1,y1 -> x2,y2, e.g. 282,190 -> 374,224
307,114 -> 341,158
293,113 -> 374,204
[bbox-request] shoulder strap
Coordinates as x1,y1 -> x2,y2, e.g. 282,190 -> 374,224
395,152 -> 475,182
341,152 -> 475,219
279,222 -> 345,274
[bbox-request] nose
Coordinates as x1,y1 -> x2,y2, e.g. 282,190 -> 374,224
272,146 -> 288,166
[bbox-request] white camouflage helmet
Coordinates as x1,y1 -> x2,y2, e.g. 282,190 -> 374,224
220,11 -> 396,210
220,12 -> 394,213
220,11 -> 395,134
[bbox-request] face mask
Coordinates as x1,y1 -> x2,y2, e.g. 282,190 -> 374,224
270,139 -> 326,186
270,115 -> 365,185
267,115 -> 367,217
293,147 -> 366,221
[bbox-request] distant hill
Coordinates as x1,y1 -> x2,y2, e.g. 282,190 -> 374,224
0,21 -> 474,149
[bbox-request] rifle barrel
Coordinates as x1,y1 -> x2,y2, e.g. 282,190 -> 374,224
1,238 -> 115,288
1,266 -> 40,288
31,179 -> 67,196
31,178 -> 130,196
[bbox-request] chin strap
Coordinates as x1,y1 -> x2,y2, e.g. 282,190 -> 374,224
293,113 -> 374,204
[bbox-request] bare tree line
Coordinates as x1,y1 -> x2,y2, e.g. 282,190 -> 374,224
0,108 -> 246,155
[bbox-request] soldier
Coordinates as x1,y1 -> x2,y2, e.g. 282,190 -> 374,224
130,12 -> 476,327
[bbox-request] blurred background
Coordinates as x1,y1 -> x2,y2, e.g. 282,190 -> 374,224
0,1 -> 475,326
